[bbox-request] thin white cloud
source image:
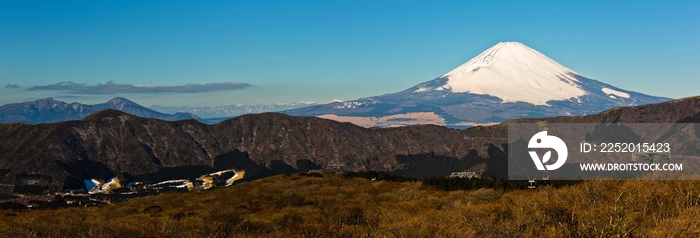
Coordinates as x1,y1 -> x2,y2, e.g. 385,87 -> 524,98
28,81 -> 250,94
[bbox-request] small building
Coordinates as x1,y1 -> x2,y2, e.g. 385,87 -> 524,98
632,150 -> 671,163
540,176 -> 551,186
449,171 -> 477,179
328,162 -> 345,170
527,180 -> 537,189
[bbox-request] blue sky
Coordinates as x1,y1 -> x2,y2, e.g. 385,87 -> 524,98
1,1 -> 698,106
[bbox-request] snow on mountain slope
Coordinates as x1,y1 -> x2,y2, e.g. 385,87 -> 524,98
286,41 -> 672,128
601,87 -> 630,98
438,42 -> 585,105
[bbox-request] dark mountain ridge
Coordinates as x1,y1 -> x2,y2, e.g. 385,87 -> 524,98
0,96 -> 699,191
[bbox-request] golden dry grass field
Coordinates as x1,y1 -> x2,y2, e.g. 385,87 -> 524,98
1,173 -> 700,237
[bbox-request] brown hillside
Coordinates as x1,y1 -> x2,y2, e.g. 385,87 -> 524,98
1,96 -> 699,189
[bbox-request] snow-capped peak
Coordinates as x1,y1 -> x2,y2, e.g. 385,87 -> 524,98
107,97 -> 135,105
438,42 -> 587,105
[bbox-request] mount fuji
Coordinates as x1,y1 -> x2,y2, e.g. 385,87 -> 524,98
286,42 -> 671,128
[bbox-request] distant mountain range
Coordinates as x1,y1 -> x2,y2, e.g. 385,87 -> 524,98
0,97 -> 318,125
150,101 -> 317,119
286,42 -> 671,127
1,96 -> 699,192
0,97 -> 200,124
